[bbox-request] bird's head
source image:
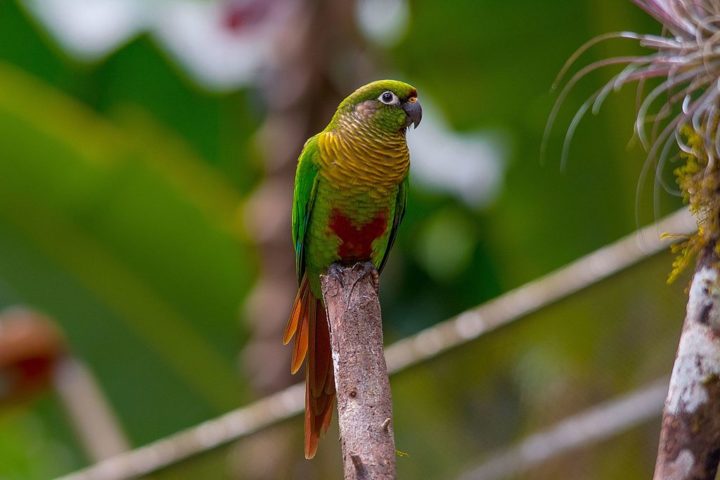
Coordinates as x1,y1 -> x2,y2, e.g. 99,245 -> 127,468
332,80 -> 422,135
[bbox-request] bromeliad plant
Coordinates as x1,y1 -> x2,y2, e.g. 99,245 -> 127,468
553,1 -> 720,479
548,0 -> 720,260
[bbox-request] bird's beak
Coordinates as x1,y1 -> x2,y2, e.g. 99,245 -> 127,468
403,97 -> 422,129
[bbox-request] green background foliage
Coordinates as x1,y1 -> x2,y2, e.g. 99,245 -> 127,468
0,0 -> 687,478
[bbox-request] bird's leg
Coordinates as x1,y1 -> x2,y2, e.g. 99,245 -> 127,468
352,261 -> 380,294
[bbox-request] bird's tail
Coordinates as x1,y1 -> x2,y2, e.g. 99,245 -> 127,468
283,274 -> 335,459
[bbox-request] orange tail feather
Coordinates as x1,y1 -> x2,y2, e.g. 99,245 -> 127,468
285,274 -> 335,459
283,277 -> 308,345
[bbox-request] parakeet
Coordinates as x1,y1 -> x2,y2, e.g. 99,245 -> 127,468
283,79 -> 421,459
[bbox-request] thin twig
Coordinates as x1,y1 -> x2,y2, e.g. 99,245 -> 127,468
56,208 -> 695,480
457,378 -> 669,480
53,358 -> 130,461
57,383 -> 306,480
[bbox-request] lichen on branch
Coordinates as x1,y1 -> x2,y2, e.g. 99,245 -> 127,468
669,126 -> 720,283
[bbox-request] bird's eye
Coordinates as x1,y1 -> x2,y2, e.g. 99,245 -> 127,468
378,91 -> 398,105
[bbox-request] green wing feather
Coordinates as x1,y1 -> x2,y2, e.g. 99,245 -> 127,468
378,174 -> 409,273
292,134 -> 321,284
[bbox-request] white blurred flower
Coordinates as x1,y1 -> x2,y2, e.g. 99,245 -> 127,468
356,0 -> 409,47
21,0 -> 297,90
22,0 -> 147,61
152,1 -> 296,91
408,100 -> 506,207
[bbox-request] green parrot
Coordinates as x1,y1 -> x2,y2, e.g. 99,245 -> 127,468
283,79 -> 422,458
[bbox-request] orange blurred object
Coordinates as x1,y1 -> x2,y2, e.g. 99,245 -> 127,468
0,307 -> 67,405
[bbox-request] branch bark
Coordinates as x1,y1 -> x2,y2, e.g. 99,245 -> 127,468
654,244 -> 720,480
320,263 -> 396,480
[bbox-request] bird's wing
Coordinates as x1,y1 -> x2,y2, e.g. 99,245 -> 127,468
378,174 -> 409,273
292,134 -> 321,283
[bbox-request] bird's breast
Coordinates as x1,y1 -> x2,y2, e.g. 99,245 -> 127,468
317,130 -> 410,190
328,208 -> 389,263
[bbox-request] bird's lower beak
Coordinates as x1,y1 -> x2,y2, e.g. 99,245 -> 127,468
403,98 -> 422,129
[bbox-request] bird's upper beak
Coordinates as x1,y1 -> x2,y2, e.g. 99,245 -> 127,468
403,97 -> 422,129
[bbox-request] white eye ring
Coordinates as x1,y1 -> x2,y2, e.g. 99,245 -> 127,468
378,91 -> 399,105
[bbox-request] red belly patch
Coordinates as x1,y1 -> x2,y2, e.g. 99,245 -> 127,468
329,209 -> 388,262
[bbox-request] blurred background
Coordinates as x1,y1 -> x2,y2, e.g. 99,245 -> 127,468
0,0 -> 691,478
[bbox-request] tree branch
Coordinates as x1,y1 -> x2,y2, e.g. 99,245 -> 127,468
654,245 -> 720,480
458,378 -> 669,480
53,358 -> 130,461
321,263 -> 395,480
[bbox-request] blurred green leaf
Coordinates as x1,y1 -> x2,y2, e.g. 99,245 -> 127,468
0,62 -> 257,453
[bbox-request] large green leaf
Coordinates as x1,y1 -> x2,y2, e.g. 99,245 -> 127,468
0,63 -> 256,460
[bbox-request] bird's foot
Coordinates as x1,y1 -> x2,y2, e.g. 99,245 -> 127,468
352,261 -> 380,294
327,263 -> 345,288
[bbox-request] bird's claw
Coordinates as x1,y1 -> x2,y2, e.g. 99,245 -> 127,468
353,261 -> 380,293
327,262 -> 379,293
327,263 -> 345,288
